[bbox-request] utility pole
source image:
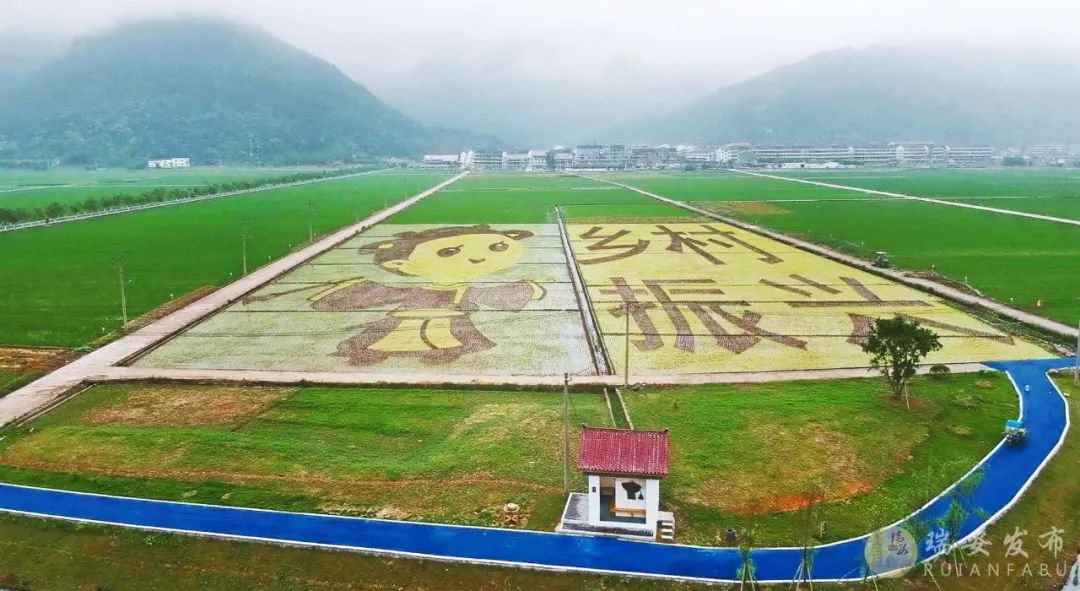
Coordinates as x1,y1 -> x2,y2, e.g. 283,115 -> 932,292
307,199 -> 314,242
624,303 -> 631,387
241,220 -> 250,276
563,373 -> 571,494
1074,312 -> 1079,385
114,256 -> 128,326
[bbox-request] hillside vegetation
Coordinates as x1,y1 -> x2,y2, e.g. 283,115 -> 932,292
0,19 -> 493,166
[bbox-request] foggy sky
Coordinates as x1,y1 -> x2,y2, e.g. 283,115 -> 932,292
4,0 -> 1079,144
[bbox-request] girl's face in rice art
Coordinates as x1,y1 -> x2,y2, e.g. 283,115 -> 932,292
367,225 -> 533,285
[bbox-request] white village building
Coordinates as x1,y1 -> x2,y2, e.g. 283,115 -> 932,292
527,149 -> 550,171
147,157 -> 191,169
422,153 -> 469,170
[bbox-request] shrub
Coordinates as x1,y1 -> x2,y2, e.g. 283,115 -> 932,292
928,364 -> 951,378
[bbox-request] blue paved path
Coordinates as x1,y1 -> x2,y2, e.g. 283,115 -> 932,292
0,358 -> 1071,584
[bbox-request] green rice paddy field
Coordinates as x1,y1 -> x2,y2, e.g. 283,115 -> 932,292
776,168 -> 1080,220
602,172 -> 868,202
0,166 -> 338,212
0,172 -> 448,347
2,169 -> 1076,347
611,171 -> 1080,326
390,173 -> 688,224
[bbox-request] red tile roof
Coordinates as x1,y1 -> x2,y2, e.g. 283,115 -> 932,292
577,426 -> 669,477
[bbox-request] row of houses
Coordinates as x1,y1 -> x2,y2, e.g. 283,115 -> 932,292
1026,143 -> 1080,165
422,141 -> 999,171
422,145 -> 740,171
749,143 -> 996,168
147,157 -> 191,168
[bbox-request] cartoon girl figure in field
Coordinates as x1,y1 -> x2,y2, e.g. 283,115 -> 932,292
307,224 -> 546,365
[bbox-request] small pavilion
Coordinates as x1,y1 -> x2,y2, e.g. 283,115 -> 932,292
557,426 -> 674,540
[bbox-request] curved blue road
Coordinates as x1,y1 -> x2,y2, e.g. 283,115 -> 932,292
0,358 -> 1072,584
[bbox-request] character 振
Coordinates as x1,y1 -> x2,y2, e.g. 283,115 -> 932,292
309,224 -> 546,365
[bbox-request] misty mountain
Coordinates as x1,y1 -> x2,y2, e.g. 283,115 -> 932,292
0,19 -> 493,165
614,47 -> 1080,146
373,43 -> 716,147
0,33 -> 67,81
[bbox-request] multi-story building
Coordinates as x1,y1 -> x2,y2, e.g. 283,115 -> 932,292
943,146 -> 995,166
683,150 -> 717,165
1028,143 -> 1080,164
747,143 -> 972,168
527,149 -> 550,171
571,145 -> 605,169
749,146 -> 888,166
892,142 -> 944,167
471,151 -> 503,171
502,152 -> 530,171
421,153 -> 466,170
629,146 -> 679,169
714,146 -> 738,165
571,145 -> 631,170
549,148 -> 573,170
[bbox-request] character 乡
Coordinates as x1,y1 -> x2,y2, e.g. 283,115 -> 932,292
308,225 -> 546,365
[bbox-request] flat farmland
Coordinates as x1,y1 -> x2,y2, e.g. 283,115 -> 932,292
725,199 -> 1080,326
0,173 -> 449,347
613,173 -> 1080,327
626,372 -> 1016,545
0,383 -> 611,529
947,196 -> 1080,220
0,373 -> 1013,547
0,166 -> 337,212
607,171 -> 866,202
775,168 -> 1080,220
391,173 -> 691,224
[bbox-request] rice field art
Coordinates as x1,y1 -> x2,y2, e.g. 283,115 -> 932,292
134,223 -> 598,376
565,222 -> 1049,375
137,217 -> 1049,378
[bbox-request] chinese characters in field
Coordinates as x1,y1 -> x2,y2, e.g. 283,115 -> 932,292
569,223 -> 1044,374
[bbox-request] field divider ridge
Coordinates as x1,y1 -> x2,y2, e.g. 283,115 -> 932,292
89,362 -> 990,388
730,168 -> 1080,227
555,206 -> 613,375
0,171 -> 470,428
578,174 -> 1078,342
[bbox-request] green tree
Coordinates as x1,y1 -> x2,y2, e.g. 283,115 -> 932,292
861,316 -> 942,410
736,518 -> 759,590
792,488 -> 825,589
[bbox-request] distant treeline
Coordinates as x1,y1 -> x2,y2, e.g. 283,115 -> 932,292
0,167 -> 369,225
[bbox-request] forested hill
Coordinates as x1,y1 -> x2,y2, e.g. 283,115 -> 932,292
0,19 -> 494,165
